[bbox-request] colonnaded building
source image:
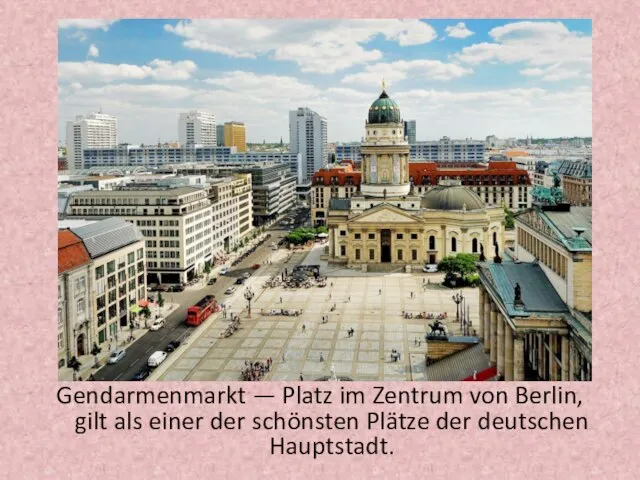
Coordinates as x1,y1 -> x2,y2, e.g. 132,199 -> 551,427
325,86 -> 506,268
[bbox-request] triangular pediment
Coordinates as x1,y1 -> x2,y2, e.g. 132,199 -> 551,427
350,204 -> 422,224
516,208 -> 563,244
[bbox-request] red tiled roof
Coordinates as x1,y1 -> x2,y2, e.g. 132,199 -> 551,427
58,230 -> 91,275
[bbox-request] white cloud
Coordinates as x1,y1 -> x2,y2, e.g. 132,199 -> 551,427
59,20 -> 118,31
342,59 -> 473,86
87,44 -> 99,58
164,19 -> 437,73
445,22 -> 474,39
58,59 -> 197,83
455,21 -> 591,81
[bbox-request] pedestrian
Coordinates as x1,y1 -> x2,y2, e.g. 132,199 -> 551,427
348,296 -> 351,302
300,373 -> 304,381
379,289 -> 382,295
280,297 -> 283,304
282,353 -> 286,363
331,282 -> 333,287
320,352 -> 324,362
414,337 -> 417,346
473,370 -> 478,380
302,324 -> 306,332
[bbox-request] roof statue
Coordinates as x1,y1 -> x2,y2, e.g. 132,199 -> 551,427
514,282 -> 525,309
493,241 -> 502,264
382,78 -> 387,91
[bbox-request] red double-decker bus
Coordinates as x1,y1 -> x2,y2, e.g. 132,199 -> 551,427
185,295 -> 217,326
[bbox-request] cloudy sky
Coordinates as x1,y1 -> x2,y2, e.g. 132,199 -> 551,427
58,19 -> 592,144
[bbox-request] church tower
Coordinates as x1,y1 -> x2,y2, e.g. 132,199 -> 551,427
360,82 -> 411,198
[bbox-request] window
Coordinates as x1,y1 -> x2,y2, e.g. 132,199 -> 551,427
340,230 -> 346,237
493,232 -> 497,245
355,249 -> 361,260
429,235 -> 436,250
412,249 -> 417,261
128,252 -> 135,264
340,245 -> 346,256
58,308 -> 63,327
107,261 -> 115,274
368,233 -> 375,240
58,332 -> 64,350
411,233 -> 418,240
369,249 -> 375,260
74,277 -> 86,294
97,295 -> 105,310
472,238 -> 478,253
95,265 -> 104,279
397,234 -> 404,240
76,298 -> 85,315
397,249 -> 403,261
451,237 -> 457,252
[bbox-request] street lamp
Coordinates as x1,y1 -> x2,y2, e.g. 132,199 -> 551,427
452,292 -> 463,329
244,287 -> 255,318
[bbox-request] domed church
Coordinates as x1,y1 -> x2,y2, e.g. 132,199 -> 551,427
326,83 -> 506,268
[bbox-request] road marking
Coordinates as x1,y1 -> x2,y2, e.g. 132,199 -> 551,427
145,347 -> 153,353
130,359 -> 139,367
114,373 -> 123,381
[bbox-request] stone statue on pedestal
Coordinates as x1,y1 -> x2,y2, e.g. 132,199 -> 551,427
493,242 -> 502,264
479,243 -> 486,262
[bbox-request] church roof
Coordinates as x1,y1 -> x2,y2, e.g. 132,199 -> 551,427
421,184 -> 485,211
368,90 -> 401,124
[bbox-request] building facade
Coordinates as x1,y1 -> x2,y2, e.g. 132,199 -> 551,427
224,122 -> 247,152
324,86 -> 506,268
66,186 -> 213,284
179,110 -> 216,147
477,204 -> 592,381
404,120 -> 416,144
289,107 -> 328,184
311,160 -> 531,227
557,160 -> 592,206
335,144 -> 363,163
66,113 -> 118,170
216,124 -> 225,146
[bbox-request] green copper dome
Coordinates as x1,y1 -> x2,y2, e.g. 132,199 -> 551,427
368,90 -> 401,124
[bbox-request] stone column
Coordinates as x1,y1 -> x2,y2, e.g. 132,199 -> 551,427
561,336 -> 570,381
489,304 -> 497,364
328,228 -> 335,256
568,339 -> 574,381
549,334 -> 559,381
538,334 -> 546,380
513,335 -> 525,381
497,314 -> 505,377
504,325 -> 514,381
483,299 -> 491,353
478,287 -> 485,341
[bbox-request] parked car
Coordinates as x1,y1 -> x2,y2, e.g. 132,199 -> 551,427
148,351 -> 168,368
150,318 -> 165,331
107,349 -> 126,364
423,264 -> 438,273
235,277 -> 246,285
168,284 -> 184,292
220,267 -> 229,275
166,340 -> 181,352
251,264 -> 260,270
242,272 -> 251,279
132,368 -> 151,381
207,278 -> 217,285
225,286 -> 236,295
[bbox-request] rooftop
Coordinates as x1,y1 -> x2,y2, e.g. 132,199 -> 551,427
71,217 -> 144,259
72,186 -> 205,198
58,230 -> 91,275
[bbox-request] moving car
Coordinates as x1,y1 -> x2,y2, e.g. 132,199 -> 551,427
166,340 -> 181,352
220,267 -> 229,275
225,286 -> 236,295
107,349 -> 126,364
235,277 -> 246,285
207,278 -> 217,285
148,351 -> 168,368
132,368 -> 151,381
150,318 -> 165,331
242,272 -> 251,279
423,264 -> 438,273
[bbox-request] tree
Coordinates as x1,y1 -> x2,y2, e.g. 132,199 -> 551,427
438,254 -> 478,287
203,263 -> 212,279
141,306 -> 151,327
157,292 -> 165,308
504,208 -> 515,229
314,226 -> 329,235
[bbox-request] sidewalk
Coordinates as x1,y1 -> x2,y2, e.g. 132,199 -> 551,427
58,301 -> 179,381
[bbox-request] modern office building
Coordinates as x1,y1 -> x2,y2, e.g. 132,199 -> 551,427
58,218 -> 146,371
289,107 -> 328,184
65,186 -> 213,284
335,144 -> 363,163
216,124 -> 225,146
410,137 -> 485,162
404,120 -> 416,144
179,111 -> 216,147
66,113 -> 118,170
224,122 -> 247,152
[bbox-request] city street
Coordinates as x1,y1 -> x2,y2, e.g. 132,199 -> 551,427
93,228 -> 286,381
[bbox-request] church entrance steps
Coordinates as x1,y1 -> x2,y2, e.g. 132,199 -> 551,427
421,343 -> 491,381
425,337 -> 475,363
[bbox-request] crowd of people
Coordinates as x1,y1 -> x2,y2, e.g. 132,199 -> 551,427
241,358 -> 273,381
402,311 -> 448,320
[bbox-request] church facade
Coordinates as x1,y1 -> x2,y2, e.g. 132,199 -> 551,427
326,86 -> 506,268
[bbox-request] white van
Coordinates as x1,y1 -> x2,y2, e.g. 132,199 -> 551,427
147,351 -> 168,368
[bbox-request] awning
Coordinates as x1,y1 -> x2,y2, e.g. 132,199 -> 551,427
138,300 -> 150,307
129,305 -> 142,313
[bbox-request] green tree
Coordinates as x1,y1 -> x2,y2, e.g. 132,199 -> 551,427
314,226 -> 329,235
438,254 -> 478,287
157,292 -> 165,308
504,208 -> 515,229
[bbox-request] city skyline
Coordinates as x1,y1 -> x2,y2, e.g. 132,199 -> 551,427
58,19 -> 592,144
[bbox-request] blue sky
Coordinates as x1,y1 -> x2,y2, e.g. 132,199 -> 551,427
58,19 -> 592,144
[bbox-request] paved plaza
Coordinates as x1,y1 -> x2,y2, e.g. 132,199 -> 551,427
156,246 -> 479,381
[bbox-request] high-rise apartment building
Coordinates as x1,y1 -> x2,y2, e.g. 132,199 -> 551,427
289,108 -> 328,184
66,113 -> 118,170
179,111 -> 216,147
404,120 -> 417,144
224,122 -> 247,152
